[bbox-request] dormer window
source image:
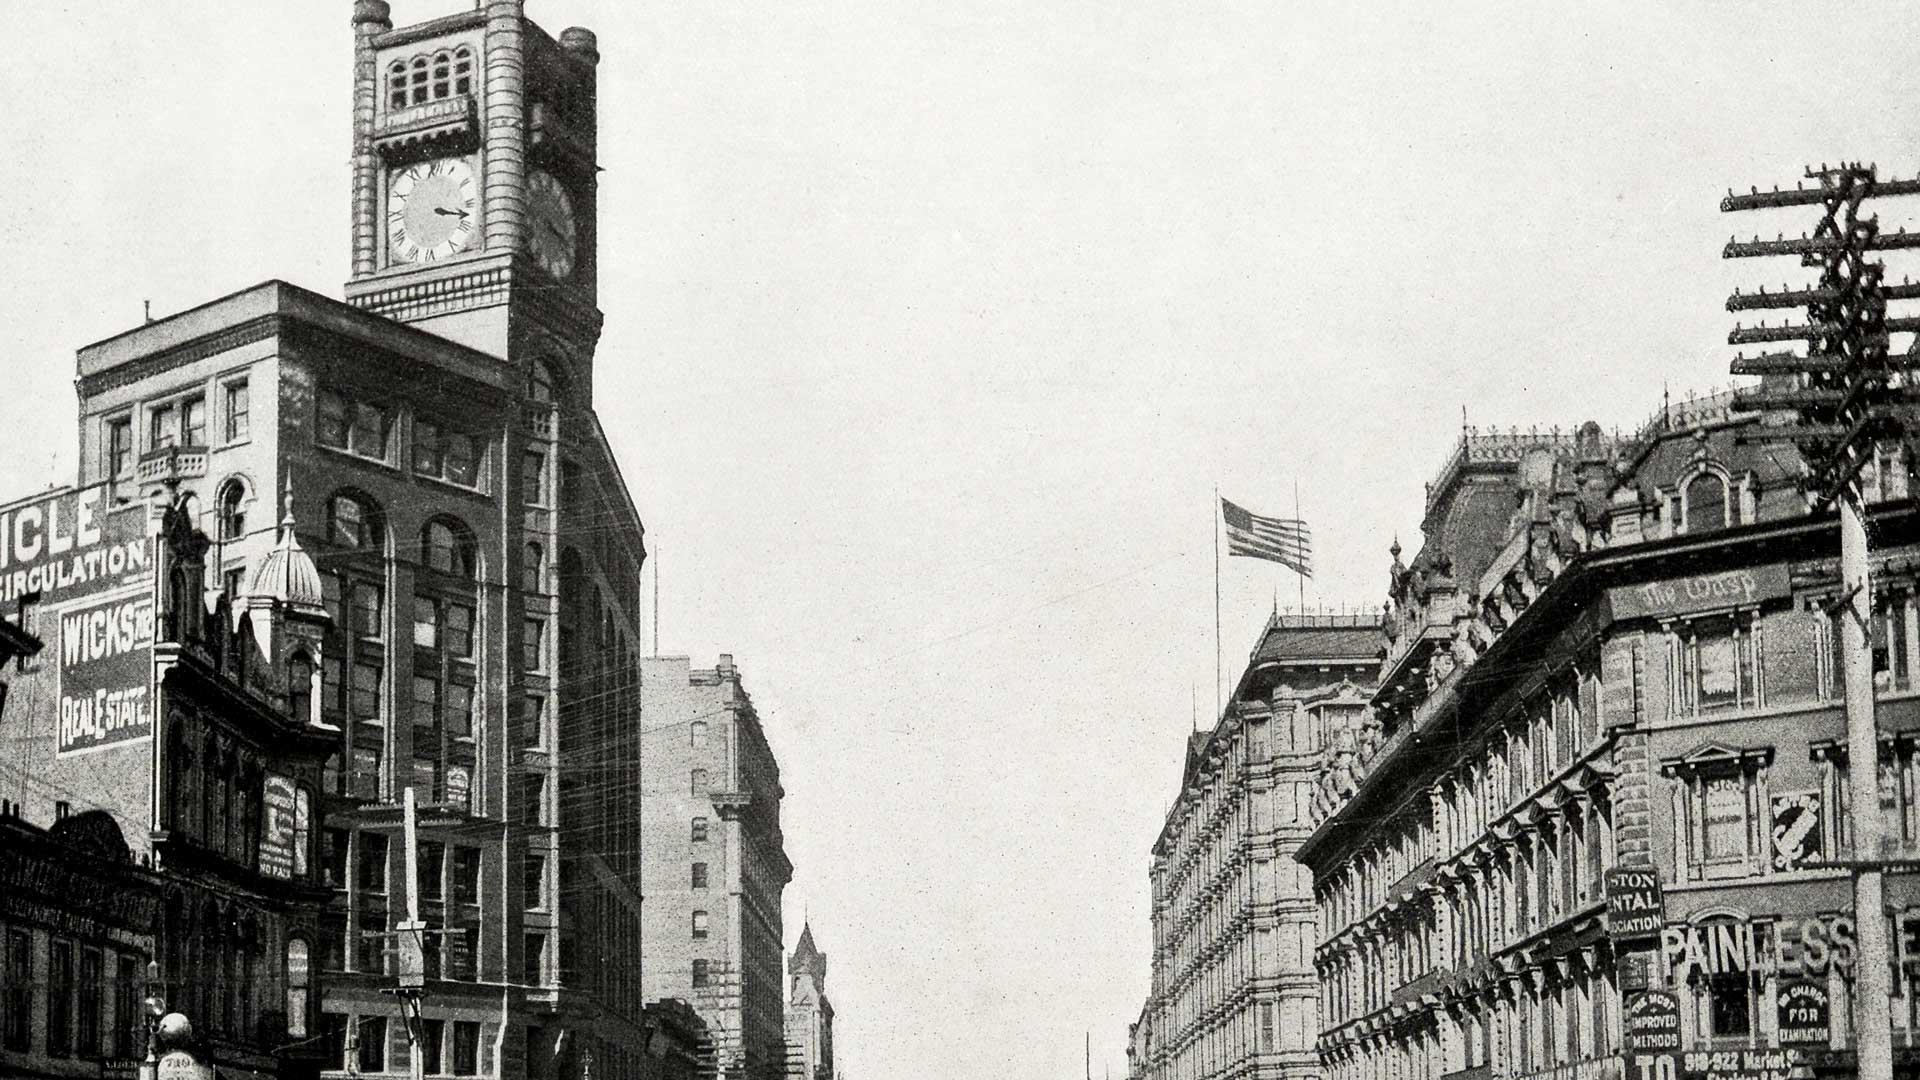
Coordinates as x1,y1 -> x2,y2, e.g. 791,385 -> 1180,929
1684,471 -> 1730,533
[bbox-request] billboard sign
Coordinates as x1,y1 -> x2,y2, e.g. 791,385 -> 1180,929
55,591 -> 154,756
0,487 -> 150,607
1608,564 -> 1790,622
1605,867 -> 1665,940
259,774 -> 298,880
1623,991 -> 1681,1054
1769,791 -> 1822,871
1775,981 -> 1830,1046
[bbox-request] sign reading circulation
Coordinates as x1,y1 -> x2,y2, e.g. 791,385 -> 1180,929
57,592 -> 154,756
0,486 -> 149,607
1608,564 -> 1791,622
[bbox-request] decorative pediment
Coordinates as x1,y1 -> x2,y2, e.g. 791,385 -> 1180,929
1659,741 -> 1773,777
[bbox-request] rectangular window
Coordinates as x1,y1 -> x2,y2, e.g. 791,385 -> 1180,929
4,928 -> 30,1050
444,432 -> 479,487
1874,594 -> 1913,693
523,450 -> 547,505
411,757 -> 437,801
48,938 -> 72,1057
524,694 -> 546,750
149,403 -> 177,450
108,417 -> 133,478
692,958 -> 709,988
446,683 -> 473,740
317,389 -> 349,449
413,596 -> 439,649
352,400 -> 393,460
420,1018 -> 445,1076
1708,972 -> 1752,1038
1676,622 -> 1757,716
225,380 -> 249,442
421,840 -> 446,904
451,1020 -> 479,1076
114,954 -> 138,1058
352,746 -> 381,801
1703,776 -> 1747,861
524,933 -> 546,987
691,862 -> 709,889
523,618 -> 545,672
413,418 -> 442,475
691,817 -> 709,842
181,395 -> 207,447
358,832 -> 390,895
452,847 -> 481,908
358,910 -> 388,974
523,773 -> 547,827
445,603 -> 474,657
525,853 -> 546,910
357,1015 -> 387,1074
412,674 -> 440,731
77,948 -> 100,1057
351,661 -> 382,722
692,910 -> 709,939
352,582 -> 384,640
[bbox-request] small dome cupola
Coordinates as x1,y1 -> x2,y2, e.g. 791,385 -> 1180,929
246,481 -> 328,623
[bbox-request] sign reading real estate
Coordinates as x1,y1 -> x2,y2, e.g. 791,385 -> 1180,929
1775,981 -> 1830,1046
1605,867 -> 1665,940
0,486 -> 149,606
55,591 -> 154,756
1608,564 -> 1791,622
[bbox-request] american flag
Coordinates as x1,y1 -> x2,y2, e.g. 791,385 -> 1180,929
1220,497 -> 1311,577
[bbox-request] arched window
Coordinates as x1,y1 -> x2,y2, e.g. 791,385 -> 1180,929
431,50 -> 453,99
285,938 -> 310,1039
328,492 -> 381,551
387,61 -> 409,110
217,479 -> 246,541
422,518 -> 476,578
528,361 -> 556,405
288,651 -> 314,726
523,541 -> 543,594
408,55 -> 431,106
1685,472 -> 1729,533
452,47 -> 474,96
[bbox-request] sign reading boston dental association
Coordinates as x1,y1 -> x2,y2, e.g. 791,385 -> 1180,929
1605,867 -> 1666,940
56,591 -> 155,757
0,486 -> 150,607
1608,564 -> 1792,623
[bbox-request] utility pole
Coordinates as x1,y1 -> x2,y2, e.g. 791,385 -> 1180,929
1725,162 -> 1920,1080
393,785 -> 428,1080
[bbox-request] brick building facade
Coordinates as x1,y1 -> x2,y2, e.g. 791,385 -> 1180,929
1299,393 -> 1920,1080
1136,614 -> 1379,1080
640,655 -> 791,1080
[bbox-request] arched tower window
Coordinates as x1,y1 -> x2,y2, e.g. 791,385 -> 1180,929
217,479 -> 247,541
408,55 -> 431,106
528,361 -> 557,405
1684,472 -> 1729,533
387,61 -> 408,110
327,492 -> 383,552
288,651 -> 315,727
422,518 -> 477,579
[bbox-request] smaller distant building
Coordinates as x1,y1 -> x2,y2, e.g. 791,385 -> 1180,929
640,998 -> 711,1080
784,924 -> 835,1080
641,655 -> 793,1080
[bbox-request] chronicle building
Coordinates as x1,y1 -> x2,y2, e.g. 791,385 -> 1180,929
1136,613 -> 1380,1080
3,1 -> 655,1076
1299,393 -> 1920,1080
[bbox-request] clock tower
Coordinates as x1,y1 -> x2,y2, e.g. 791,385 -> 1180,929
344,0 -> 602,400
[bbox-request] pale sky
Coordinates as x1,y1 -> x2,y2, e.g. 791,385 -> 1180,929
3,3 -> 1919,1078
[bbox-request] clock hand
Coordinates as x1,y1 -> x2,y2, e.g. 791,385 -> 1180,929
433,207 -> 470,218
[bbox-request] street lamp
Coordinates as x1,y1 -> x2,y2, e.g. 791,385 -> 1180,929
137,961 -> 166,1080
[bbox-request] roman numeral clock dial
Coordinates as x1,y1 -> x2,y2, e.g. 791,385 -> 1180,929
388,158 -> 477,265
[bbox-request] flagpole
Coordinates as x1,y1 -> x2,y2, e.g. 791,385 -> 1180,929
1294,479 -> 1306,614
1213,484 -> 1222,722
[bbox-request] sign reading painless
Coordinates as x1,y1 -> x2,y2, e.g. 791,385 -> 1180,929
1608,564 -> 1791,622
56,592 -> 154,756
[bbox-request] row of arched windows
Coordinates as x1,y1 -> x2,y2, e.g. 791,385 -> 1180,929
387,47 -> 474,111
325,490 -> 479,579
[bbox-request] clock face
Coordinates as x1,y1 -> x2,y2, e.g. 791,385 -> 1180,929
526,170 -> 577,279
388,158 -> 477,264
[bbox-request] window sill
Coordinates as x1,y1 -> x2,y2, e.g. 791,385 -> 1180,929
316,442 -> 400,473
416,472 -> 491,500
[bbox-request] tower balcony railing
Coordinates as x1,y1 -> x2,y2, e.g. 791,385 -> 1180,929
374,94 -> 477,158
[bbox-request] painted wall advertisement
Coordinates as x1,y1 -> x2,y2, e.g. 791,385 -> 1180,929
56,591 -> 154,757
259,774 -> 298,880
1624,991 -> 1681,1080
0,486 -> 149,607
1774,981 -> 1830,1046
1608,564 -> 1791,623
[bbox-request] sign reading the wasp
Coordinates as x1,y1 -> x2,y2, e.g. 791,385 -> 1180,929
55,591 -> 154,756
